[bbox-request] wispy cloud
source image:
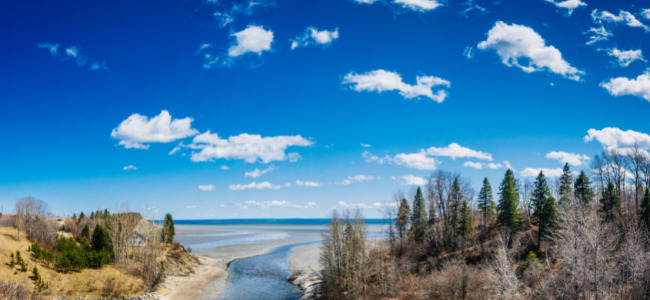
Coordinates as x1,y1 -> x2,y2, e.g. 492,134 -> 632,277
338,201 -> 397,208
544,0 -> 586,16
229,181 -> 287,191
244,200 -> 316,209
600,72 -> 650,102
122,165 -> 137,171
245,165 -> 276,178
401,174 -> 427,186
545,151 -> 590,166
295,180 -> 322,187
606,48 -> 646,67
198,184 -> 216,191
340,175 -> 376,185
37,42 -> 107,71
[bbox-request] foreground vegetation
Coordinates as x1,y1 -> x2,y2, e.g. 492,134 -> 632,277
320,150 -> 650,299
0,199 -> 181,298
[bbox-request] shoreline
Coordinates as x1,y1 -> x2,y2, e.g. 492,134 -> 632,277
156,255 -> 226,300
288,243 -> 322,299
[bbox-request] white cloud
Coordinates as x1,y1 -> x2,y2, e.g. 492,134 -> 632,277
591,9 -> 650,32
229,181 -> 284,191
354,0 -> 378,3
544,0 -> 586,15
198,184 -> 216,191
220,165 -> 230,170
521,167 -> 564,177
464,161 -> 483,169
461,0 -> 486,16
244,200 -> 316,209
401,175 -> 427,186
338,201 -> 397,209
503,160 -> 515,171
643,9 -> 650,20
585,26 -> 612,45
464,46 -> 474,59
426,143 -> 493,160
464,161 -> 503,169
37,42 -> 59,56
394,0 -> 442,12
212,0 -> 273,28
122,165 -> 137,171
245,165 -> 276,178
393,151 -> 437,170
546,151 -> 590,166
600,71 -> 650,102
291,27 -> 339,50
487,163 -> 503,169
343,69 -> 450,103
478,21 -> 584,80
186,205 -> 197,209
111,110 -> 199,149
607,48 -> 646,67
37,42 -> 106,71
228,25 -> 274,57
341,175 -> 376,185
189,131 -> 312,163
584,128 -> 650,152
361,143 -> 371,148
169,146 -> 181,155
295,180 -> 322,187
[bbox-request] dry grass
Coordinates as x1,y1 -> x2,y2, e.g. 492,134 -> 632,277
0,226 -> 146,298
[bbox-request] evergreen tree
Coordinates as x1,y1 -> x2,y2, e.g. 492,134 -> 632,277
497,169 -> 521,233
91,224 -> 111,252
411,187 -> 427,242
458,201 -> 474,238
477,177 -> 496,227
574,170 -> 594,206
558,163 -> 573,207
10,252 -> 14,267
81,224 -> 91,240
395,198 -> 411,238
72,213 -> 76,220
78,212 -> 85,223
162,213 -> 176,244
639,188 -> 650,229
449,177 -> 463,233
538,196 -> 558,248
531,171 -> 551,225
599,182 -> 621,222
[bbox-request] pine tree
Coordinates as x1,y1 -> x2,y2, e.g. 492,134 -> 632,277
639,188 -> 650,229
477,177 -> 496,228
449,177 -> 463,233
600,182 -> 621,222
395,198 -> 411,239
78,212 -> 85,223
558,163 -> 573,207
72,213 -> 77,220
81,224 -> 90,240
10,252 -> 14,267
574,170 -> 594,206
497,169 -> 521,233
458,201 -> 474,238
411,187 -> 427,242
162,213 -> 176,244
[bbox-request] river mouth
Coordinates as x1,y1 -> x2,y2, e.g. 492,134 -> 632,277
218,241 -> 319,300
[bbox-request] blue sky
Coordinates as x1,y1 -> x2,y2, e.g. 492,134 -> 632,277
1,0 -> 650,219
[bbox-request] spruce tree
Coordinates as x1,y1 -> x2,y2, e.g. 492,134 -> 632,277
395,198 -> 411,238
162,213 -> 176,244
599,183 -> 621,222
558,163 -> 573,207
497,169 -> 521,233
538,196 -> 557,248
477,177 -> 496,227
531,171 -> 550,225
458,201 -> 474,238
574,171 -> 594,206
78,212 -> 85,223
411,187 -> 427,242
639,188 -> 650,229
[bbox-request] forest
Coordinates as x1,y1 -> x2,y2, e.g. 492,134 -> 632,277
320,148 -> 650,299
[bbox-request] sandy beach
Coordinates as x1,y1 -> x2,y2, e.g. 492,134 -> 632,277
157,256 -> 226,300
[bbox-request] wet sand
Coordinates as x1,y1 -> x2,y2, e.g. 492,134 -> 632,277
157,256 -> 226,300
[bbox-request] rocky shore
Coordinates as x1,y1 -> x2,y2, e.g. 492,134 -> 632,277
52,293 -> 160,300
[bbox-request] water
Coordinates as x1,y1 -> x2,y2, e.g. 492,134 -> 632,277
171,219 -> 389,299
218,241 -> 319,300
